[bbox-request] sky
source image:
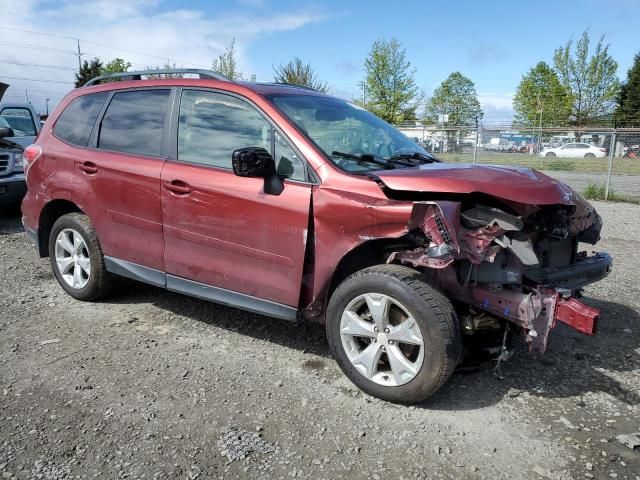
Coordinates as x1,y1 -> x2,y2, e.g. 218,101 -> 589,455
1,0 -> 638,123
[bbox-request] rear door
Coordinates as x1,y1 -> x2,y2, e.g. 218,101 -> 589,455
160,88 -> 311,315
70,88 -> 173,273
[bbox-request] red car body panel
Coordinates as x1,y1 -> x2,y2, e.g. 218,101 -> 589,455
373,163 -> 576,206
160,160 -> 311,306
70,149 -> 165,271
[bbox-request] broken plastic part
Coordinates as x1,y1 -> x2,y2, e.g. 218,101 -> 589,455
555,297 -> 599,335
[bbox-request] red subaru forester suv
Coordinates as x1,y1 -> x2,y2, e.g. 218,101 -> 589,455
22,69 -> 612,403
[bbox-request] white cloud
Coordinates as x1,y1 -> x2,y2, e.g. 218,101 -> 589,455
478,92 -> 515,123
0,0 -> 329,113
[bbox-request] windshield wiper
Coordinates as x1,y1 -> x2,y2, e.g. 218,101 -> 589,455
331,151 -> 396,169
388,151 -> 441,164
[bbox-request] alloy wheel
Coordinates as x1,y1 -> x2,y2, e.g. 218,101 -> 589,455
340,293 -> 425,386
54,228 -> 91,289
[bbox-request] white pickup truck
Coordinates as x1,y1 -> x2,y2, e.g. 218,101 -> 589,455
0,82 -> 41,207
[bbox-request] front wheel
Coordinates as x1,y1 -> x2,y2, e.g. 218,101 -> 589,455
326,265 -> 461,403
545,152 -> 556,157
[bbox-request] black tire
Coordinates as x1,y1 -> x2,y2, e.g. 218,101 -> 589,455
326,264 -> 461,403
48,212 -> 115,301
545,152 -> 556,157
584,153 -> 595,158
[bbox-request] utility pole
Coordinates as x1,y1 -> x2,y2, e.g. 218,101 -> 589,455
45,98 -> 50,116
76,39 -> 82,72
25,89 -> 30,104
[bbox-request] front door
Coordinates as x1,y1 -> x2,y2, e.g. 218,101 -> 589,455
161,89 -> 311,314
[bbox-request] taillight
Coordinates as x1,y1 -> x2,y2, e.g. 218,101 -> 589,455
599,148 -> 606,152
23,144 -> 42,169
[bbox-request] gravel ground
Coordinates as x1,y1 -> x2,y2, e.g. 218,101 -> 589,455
0,201 -> 639,480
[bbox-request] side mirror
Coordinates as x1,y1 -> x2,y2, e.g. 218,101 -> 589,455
232,147 -> 276,177
232,147 -> 284,195
0,127 -> 14,139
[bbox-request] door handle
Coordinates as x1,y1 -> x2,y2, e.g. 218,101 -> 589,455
163,180 -> 191,195
78,161 -> 98,174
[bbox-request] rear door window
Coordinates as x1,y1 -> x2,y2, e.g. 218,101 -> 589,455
53,92 -> 109,146
97,89 -> 171,157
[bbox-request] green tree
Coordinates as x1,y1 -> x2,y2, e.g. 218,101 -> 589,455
212,38 -> 242,80
513,61 -> 572,127
553,30 -> 620,125
74,58 -> 103,87
615,53 -> 640,127
273,57 -> 328,92
425,72 -> 483,126
425,72 -> 483,152
145,62 -> 185,79
101,58 -> 131,76
361,38 -> 420,124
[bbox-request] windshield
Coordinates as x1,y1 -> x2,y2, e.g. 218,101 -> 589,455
266,94 -> 435,172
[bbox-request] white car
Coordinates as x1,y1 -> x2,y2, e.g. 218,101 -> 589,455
539,142 -> 607,158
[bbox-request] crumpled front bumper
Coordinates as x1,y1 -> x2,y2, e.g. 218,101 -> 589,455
524,252 -> 613,290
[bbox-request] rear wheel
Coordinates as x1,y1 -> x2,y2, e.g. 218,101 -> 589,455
49,213 -> 115,301
584,152 -> 595,158
326,265 -> 460,403
545,152 -> 556,157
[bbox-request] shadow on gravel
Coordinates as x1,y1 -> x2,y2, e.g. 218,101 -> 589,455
422,297 -> 640,410
107,281 -> 639,411
107,280 -> 332,359
0,204 -> 23,235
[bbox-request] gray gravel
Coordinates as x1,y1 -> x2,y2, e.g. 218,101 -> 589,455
0,202 -> 639,479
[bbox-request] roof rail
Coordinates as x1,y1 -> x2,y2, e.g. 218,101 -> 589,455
84,69 -> 230,87
264,82 -> 318,92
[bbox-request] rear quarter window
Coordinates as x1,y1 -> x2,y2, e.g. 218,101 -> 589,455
53,92 -> 109,146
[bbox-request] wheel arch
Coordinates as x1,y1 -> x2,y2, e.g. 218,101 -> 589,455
37,199 -> 84,257
322,237 -> 415,317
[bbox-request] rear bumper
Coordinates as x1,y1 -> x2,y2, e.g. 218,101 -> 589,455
0,174 -> 26,206
23,220 -> 38,245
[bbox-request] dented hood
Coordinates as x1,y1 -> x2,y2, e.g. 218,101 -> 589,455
374,163 -> 577,206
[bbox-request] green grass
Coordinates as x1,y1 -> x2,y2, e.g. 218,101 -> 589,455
544,159 -> 576,171
437,152 -> 640,175
582,182 -> 640,203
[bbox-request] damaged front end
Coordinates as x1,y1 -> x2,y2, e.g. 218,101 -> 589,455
386,197 -> 612,354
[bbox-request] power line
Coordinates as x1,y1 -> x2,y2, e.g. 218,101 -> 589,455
0,59 -> 76,71
80,40 -> 210,68
0,41 -> 76,55
0,76 -> 73,85
0,25 -> 78,41
0,25 -> 210,68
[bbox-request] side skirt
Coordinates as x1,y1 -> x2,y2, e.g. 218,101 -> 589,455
104,256 -> 298,322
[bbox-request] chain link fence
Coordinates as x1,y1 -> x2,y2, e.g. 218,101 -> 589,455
396,124 -> 640,202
